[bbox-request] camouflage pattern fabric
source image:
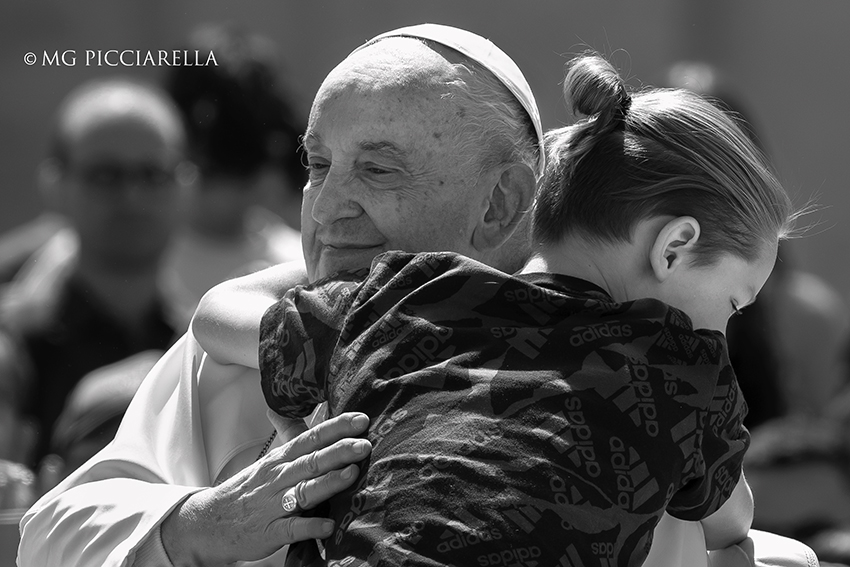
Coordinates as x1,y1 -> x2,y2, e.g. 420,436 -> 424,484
260,251 -> 749,567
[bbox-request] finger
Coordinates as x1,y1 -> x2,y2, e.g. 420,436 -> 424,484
292,463 -> 360,512
278,412 -> 370,461
266,409 -> 308,444
279,437 -> 371,487
279,486 -> 302,516
275,516 -> 335,546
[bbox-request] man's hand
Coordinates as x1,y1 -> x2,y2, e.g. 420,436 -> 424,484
161,412 -> 371,566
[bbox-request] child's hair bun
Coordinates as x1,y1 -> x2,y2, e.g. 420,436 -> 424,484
563,53 -> 631,131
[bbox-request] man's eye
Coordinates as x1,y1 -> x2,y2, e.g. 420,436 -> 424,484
306,162 -> 329,180
83,166 -> 122,187
359,161 -> 397,176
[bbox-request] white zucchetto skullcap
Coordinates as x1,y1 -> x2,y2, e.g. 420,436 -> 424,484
352,23 -> 545,175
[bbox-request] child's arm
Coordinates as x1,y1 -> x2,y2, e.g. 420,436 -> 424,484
700,473 -> 754,550
192,260 -> 308,368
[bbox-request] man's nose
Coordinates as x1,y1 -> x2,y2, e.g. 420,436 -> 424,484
309,169 -> 363,225
111,178 -> 167,212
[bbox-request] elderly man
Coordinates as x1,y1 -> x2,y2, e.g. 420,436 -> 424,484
18,24 -> 816,567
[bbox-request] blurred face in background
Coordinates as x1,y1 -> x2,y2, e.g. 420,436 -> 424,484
52,88 -> 187,273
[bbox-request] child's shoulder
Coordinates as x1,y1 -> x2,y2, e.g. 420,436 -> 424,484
627,296 -> 722,335
621,296 -> 729,361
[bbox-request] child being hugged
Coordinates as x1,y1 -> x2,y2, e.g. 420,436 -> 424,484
194,52 -> 796,566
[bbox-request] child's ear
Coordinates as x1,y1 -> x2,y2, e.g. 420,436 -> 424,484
649,216 -> 701,282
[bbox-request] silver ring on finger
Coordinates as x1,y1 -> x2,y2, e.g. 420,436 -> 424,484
281,486 -> 301,515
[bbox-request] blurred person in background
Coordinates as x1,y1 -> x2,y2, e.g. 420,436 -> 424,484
38,350 -> 163,491
0,212 -> 67,289
667,61 -> 850,427
0,350 -> 160,567
743,416 -> 850,566
160,23 -> 306,329
0,329 -> 37,566
0,330 -> 33,465
0,77 -> 187,470
0,457 -> 36,567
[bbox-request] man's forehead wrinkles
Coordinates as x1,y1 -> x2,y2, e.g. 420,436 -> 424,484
302,131 -> 411,157
359,141 -> 409,160
332,50 -> 459,101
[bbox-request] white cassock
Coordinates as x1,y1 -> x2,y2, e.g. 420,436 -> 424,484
17,331 -> 816,567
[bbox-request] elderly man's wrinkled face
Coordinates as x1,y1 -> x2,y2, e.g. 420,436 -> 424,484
301,40 -> 493,281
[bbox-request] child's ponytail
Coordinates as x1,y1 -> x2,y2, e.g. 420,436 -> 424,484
558,54 -> 631,178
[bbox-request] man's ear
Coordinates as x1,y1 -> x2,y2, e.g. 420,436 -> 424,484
649,216 -> 701,282
37,158 -> 65,212
471,163 -> 536,253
